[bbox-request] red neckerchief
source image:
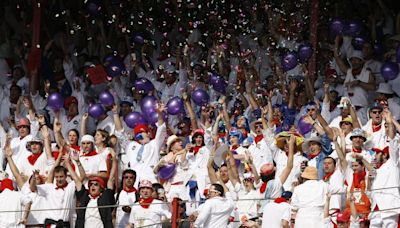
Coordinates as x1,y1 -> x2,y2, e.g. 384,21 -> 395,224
274,197 -> 287,204
231,145 -> 239,151
352,147 -> 362,153
124,186 -> 137,193
71,145 -> 81,151
308,152 -> 320,159
352,68 -> 362,77
372,123 -> 382,132
55,182 -> 68,190
323,172 -> 334,182
218,132 -> 226,139
273,117 -> 281,126
260,182 -> 267,194
138,197 -> 154,209
353,171 -> 366,188
81,150 -> 98,157
89,192 -> 102,200
28,152 -> 42,165
255,135 -> 264,144
192,146 -> 202,155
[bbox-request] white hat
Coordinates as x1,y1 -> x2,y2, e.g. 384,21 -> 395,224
80,134 -> 95,144
349,50 -> 364,60
166,135 -> 181,152
302,136 -> 322,153
376,83 -> 394,95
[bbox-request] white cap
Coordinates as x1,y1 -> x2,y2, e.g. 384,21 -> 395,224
81,134 -> 95,144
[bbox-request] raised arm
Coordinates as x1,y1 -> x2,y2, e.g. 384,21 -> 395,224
279,134 -> 295,184
4,138 -> 25,189
112,104 -> 123,132
333,36 -> 349,74
64,153 -> 83,191
348,99 -> 361,129
107,148 -> 117,190
41,126 -> 54,160
226,148 -> 240,185
288,80 -> 297,109
80,113 -> 89,136
46,146 -> 64,184
316,112 -> 334,140
183,92 -> 198,130
332,128 -> 348,172
207,143 -> 219,184
245,81 -> 259,111
219,96 -> 232,130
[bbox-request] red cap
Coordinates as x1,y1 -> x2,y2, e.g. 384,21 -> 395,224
192,129 -> 205,137
336,211 -> 351,223
134,124 -> 148,136
88,176 -> 105,189
17,118 -> 30,128
64,96 -> 78,109
0,178 -> 15,191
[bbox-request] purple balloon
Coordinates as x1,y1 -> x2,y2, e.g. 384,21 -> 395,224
140,96 -> 158,115
210,74 -> 227,94
281,52 -> 298,71
99,91 -> 114,106
124,112 -> 147,128
298,44 -> 313,63
134,78 -> 155,95
132,34 -> 144,45
106,58 -> 126,78
344,20 -> 363,37
352,35 -> 367,50
191,89 -> 209,106
329,18 -> 344,36
167,97 -> 184,115
297,116 -> 313,135
158,164 -> 176,180
381,62 -> 399,81
88,103 -> 105,118
145,111 -> 166,125
86,0 -> 102,16
47,93 -> 64,110
231,151 -> 242,168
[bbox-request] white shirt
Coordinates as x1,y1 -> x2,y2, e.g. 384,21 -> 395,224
128,199 -> 171,228
261,201 -> 291,228
194,196 -> 235,228
236,188 -> 261,218
18,152 -> 53,177
125,123 -> 167,182
36,182 -> 76,222
0,189 -> 27,228
85,199 -> 104,228
115,190 -> 137,228
343,67 -> 372,107
362,119 -> 386,150
370,138 -> 400,218
78,153 -> 108,176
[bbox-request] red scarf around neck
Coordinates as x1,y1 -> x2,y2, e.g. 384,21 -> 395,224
260,181 -> 268,194
28,152 -> 42,165
255,135 -> 264,144
323,172 -> 334,182
352,147 -> 362,153
274,197 -> 287,204
372,123 -> 382,132
353,171 -> 366,188
231,145 -> 239,151
89,192 -> 102,200
308,152 -> 320,159
124,186 -> 137,193
138,197 -> 154,209
55,182 -> 68,190
81,150 -> 98,157
192,146 -> 202,155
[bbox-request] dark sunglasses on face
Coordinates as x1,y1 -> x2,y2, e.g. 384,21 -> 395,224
371,111 -> 382,114
17,125 -> 29,129
307,108 -> 316,112
89,182 -> 99,187
124,176 -> 135,179
341,122 -> 352,126
255,124 -> 263,129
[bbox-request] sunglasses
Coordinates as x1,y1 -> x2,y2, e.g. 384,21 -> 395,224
89,182 -> 99,187
341,122 -> 352,126
17,125 -> 29,129
371,111 -> 382,114
123,176 -> 135,179
82,142 -> 92,145
255,124 -> 263,129
307,108 -> 316,112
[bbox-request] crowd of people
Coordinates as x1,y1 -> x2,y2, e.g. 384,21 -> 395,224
0,0 -> 400,227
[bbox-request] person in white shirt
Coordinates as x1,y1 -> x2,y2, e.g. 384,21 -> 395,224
291,166 -> 343,228
115,169 -> 138,228
77,134 -> 108,180
375,83 -> 400,121
127,179 -> 171,228
362,102 -> 386,150
261,191 -> 292,228
368,110 -> 400,228
124,103 -> 167,182
194,183 -> 235,228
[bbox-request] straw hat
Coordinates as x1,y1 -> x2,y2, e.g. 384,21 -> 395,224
275,131 -> 304,151
301,166 -> 318,180
166,135 -> 181,152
